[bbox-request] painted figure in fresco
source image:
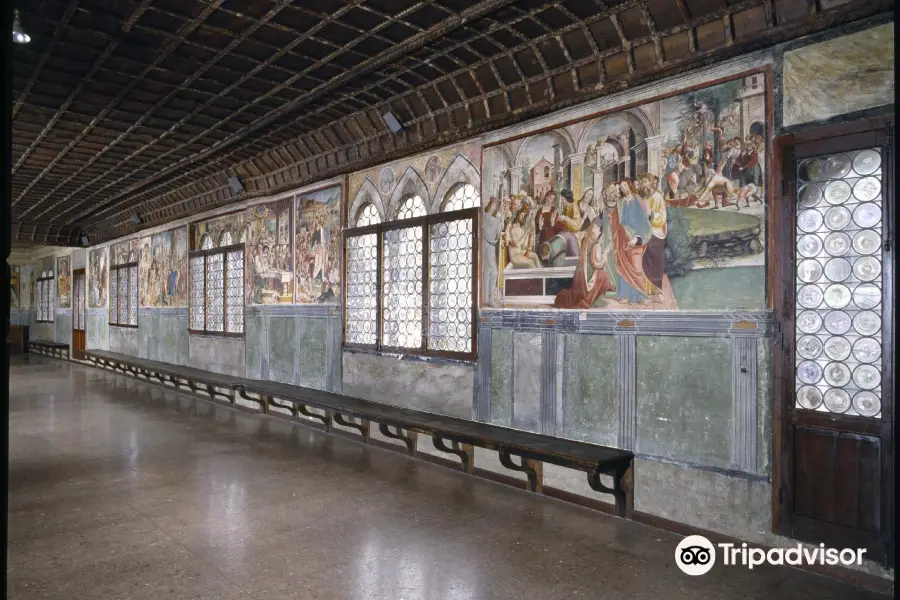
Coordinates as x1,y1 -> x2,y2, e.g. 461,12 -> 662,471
482,197 -> 504,306
504,208 -> 542,269
535,189 -> 560,246
639,174 -> 667,301
553,215 -> 615,309
311,213 -> 330,284
612,180 -> 652,304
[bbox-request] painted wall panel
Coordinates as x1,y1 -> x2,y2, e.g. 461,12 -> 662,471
189,336 -> 245,377
511,331 -> 542,433
562,333 -> 618,446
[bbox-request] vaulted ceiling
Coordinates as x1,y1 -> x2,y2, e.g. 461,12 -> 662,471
10,0 -> 890,246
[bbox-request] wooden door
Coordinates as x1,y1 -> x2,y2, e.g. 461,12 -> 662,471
775,117 -> 893,565
72,268 -> 86,359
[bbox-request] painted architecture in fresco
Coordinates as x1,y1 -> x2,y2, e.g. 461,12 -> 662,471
88,248 -> 108,308
194,199 -> 293,305
10,265 -> 20,309
112,239 -> 138,266
481,73 -> 767,310
348,141 -> 482,225
57,256 -> 71,308
139,226 -> 188,307
295,185 -> 341,304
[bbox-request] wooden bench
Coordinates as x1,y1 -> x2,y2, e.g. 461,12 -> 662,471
85,349 -> 635,518
29,340 -> 69,360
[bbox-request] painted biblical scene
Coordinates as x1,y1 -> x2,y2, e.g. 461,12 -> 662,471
348,140 -> 482,226
481,74 -> 767,310
57,256 -> 71,308
10,265 -> 20,309
195,200 -> 294,304
111,239 -> 139,265
295,185 -> 341,304
88,248 -> 108,308
139,226 -> 188,307
19,265 -> 33,309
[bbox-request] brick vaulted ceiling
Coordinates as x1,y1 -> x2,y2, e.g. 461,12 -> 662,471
10,0 -> 891,246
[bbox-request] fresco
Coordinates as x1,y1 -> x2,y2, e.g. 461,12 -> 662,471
348,140 -> 483,223
88,248 -> 109,308
10,265 -> 20,309
19,265 -> 34,310
193,199 -> 294,305
482,73 -> 767,310
139,226 -> 188,307
783,23 -> 893,127
295,185 -> 341,304
111,239 -> 139,265
57,256 -> 71,308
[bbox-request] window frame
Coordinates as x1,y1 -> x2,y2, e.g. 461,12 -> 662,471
36,271 -> 54,323
188,242 -> 245,338
343,206 -> 479,361
108,261 -> 139,328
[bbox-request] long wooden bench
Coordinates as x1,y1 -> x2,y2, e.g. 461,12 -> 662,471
85,349 -> 635,518
29,340 -> 69,360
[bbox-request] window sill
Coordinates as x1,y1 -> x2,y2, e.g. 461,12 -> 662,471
341,345 -> 476,367
109,324 -> 139,329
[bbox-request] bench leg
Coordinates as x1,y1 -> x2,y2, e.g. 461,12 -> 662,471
333,413 -> 370,443
587,461 -> 634,519
498,450 -> 543,493
378,424 -> 418,456
268,396 -> 296,417
297,404 -> 331,430
433,437 -> 474,473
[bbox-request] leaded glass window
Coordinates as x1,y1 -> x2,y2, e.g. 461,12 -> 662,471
428,217 -> 474,353
36,271 -> 55,323
442,184 -> 481,211
189,241 -> 243,336
382,226 -> 423,349
109,259 -> 138,327
189,255 -> 205,330
794,148 -> 885,418
128,266 -> 138,326
394,195 -> 426,220
356,203 -> 381,227
343,187 -> 477,359
345,233 -> 378,345
109,269 -> 118,322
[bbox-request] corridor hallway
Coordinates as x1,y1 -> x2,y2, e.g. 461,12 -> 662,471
6,356 -> 887,600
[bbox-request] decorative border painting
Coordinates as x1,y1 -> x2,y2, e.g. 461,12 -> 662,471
139,226 -> 188,307
295,184 -> 341,304
57,256 -> 71,308
481,71 -> 769,311
88,247 -> 108,308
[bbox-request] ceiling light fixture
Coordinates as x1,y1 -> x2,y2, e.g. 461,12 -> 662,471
12,9 -> 30,44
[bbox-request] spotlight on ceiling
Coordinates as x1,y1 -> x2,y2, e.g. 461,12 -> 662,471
12,10 -> 31,44
130,213 -> 141,225
382,111 -> 404,134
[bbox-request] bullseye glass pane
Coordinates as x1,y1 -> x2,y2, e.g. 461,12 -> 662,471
382,226 -> 423,348
190,255 -> 205,330
225,250 -> 244,334
129,266 -> 138,325
793,147 -> 884,418
345,233 -> 378,345
428,218 -> 473,354
206,253 -> 224,333
109,269 -> 118,324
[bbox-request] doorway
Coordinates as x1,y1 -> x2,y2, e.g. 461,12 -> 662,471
72,268 -> 86,359
774,116 -> 893,564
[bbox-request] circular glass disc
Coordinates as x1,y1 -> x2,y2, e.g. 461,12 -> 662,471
798,361 -> 823,384
852,337 -> 881,363
824,336 -> 852,360
797,235 -> 823,258
797,386 -> 823,409
852,283 -> 881,309
823,232 -> 851,256
797,335 -> 824,359
853,203 -> 881,228
853,365 -> 880,390
852,149 -> 881,175
852,230 -> 881,255
824,389 -> 851,413
797,285 -> 823,308
853,391 -> 881,417
798,210 -> 824,233
853,177 -> 881,201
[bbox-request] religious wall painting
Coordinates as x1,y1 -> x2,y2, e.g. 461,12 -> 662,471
88,247 -> 108,308
193,211 -> 244,250
243,199 -> 293,305
783,23 -> 894,128
294,184 -> 341,304
19,265 -> 33,309
57,255 -> 71,308
10,265 -> 20,309
424,155 -> 443,185
379,167 -> 395,195
139,226 -> 188,307
482,73 -> 768,311
111,239 -> 139,266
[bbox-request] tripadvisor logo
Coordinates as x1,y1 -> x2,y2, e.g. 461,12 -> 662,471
675,535 -> 867,576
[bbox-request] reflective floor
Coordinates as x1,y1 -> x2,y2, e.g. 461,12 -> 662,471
7,356 -> 888,599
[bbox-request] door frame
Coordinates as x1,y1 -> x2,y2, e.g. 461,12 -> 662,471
772,114 -> 894,565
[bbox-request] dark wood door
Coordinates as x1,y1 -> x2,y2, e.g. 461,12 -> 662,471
72,268 -> 86,359
775,117 -> 893,565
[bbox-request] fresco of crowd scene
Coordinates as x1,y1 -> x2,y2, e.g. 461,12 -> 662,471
482,75 -> 766,310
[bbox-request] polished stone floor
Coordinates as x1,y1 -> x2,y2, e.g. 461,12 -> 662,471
7,356 -> 888,599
